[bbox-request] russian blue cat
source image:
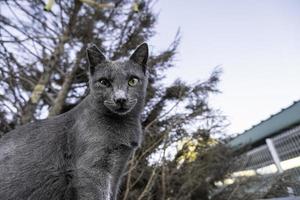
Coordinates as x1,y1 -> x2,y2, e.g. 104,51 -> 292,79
0,43 -> 149,200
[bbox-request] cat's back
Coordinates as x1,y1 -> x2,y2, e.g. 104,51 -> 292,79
0,112 -> 76,200
0,112 -> 75,156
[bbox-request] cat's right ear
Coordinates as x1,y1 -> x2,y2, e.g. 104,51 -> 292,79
130,43 -> 148,73
86,44 -> 106,75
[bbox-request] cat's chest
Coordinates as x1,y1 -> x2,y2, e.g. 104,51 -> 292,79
98,120 -> 142,148
75,125 -> 137,171
75,116 -> 142,164
77,123 -> 140,153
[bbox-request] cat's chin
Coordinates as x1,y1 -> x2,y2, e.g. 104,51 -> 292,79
105,106 -> 133,115
114,107 -> 132,115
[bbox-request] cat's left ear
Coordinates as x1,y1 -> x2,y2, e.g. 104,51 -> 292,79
86,44 -> 106,75
130,43 -> 148,73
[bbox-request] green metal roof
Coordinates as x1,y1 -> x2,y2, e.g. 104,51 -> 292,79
229,100 -> 300,148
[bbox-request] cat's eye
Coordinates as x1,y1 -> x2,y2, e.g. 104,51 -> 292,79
128,77 -> 139,87
96,78 -> 111,87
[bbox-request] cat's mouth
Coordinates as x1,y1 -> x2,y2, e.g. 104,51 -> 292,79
104,99 -> 137,115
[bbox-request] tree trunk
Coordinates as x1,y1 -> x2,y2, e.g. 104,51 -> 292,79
20,0 -> 82,124
48,45 -> 86,116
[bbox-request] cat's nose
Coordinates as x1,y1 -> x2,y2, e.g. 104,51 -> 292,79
115,97 -> 127,105
114,90 -> 127,105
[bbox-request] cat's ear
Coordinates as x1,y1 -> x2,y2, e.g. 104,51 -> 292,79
86,44 -> 106,75
130,43 -> 148,73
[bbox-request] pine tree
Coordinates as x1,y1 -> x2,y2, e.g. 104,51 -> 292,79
0,0 -> 225,199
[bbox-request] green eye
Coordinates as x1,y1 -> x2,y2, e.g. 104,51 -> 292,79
128,77 -> 139,86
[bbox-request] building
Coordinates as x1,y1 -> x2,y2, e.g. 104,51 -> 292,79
228,100 -> 300,198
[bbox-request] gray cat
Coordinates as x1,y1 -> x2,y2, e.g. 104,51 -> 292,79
0,43 -> 149,200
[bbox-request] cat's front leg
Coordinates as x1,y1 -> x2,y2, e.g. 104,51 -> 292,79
110,144 -> 134,200
75,147 -> 115,200
75,167 -> 112,200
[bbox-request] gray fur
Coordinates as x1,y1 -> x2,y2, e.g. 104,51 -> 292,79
0,43 -> 149,200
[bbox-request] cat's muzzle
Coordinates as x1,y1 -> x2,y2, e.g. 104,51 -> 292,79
104,99 -> 137,115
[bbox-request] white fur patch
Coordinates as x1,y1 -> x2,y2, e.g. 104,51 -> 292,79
114,90 -> 126,99
106,174 -> 112,200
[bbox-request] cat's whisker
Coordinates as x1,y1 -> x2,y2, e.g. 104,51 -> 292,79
104,101 -> 116,105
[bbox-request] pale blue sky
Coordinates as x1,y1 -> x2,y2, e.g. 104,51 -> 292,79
150,0 -> 300,135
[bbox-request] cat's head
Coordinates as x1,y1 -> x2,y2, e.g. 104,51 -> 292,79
86,43 -> 148,115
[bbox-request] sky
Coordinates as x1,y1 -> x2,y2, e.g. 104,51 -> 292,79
150,0 -> 300,135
